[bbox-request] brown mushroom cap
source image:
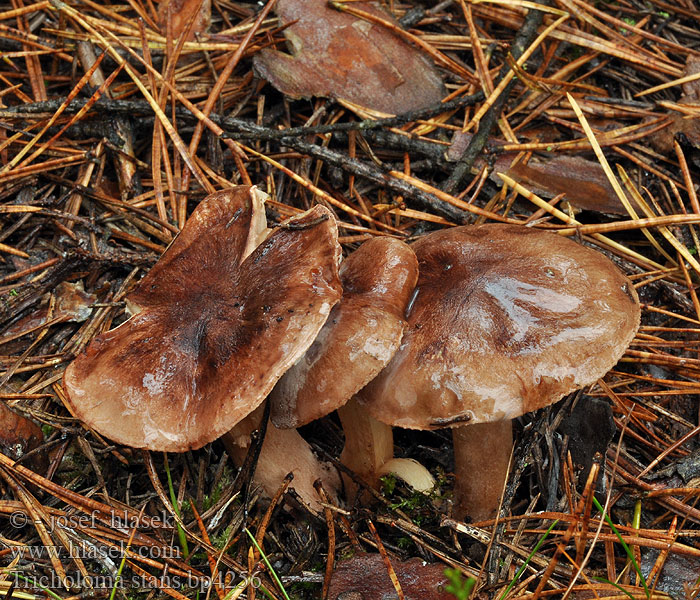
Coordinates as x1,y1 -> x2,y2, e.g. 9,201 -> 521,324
269,237 -> 418,428
63,186 -> 342,452
360,224 -> 640,429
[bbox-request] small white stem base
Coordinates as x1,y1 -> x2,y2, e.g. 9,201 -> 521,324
378,458 -> 435,492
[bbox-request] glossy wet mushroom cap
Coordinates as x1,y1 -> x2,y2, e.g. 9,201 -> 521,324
63,186 -> 343,452
270,236 -> 418,428
360,224 -> 641,429
359,223 -> 640,520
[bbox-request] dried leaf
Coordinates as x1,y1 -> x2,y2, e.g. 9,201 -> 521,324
650,55 -> 700,153
641,550 -> 700,599
328,553 -> 453,600
253,0 -> 445,115
449,131 -> 625,214
502,155 -> 625,215
1,282 -> 97,350
157,0 -> 211,41
0,403 -> 46,473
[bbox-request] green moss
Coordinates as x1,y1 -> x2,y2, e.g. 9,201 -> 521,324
202,464 -> 235,511
443,568 -> 476,600
211,523 -> 235,551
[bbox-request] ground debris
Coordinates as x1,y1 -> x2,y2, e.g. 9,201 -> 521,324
0,0 -> 699,598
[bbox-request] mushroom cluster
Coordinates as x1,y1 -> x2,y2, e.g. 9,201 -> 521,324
62,188 -> 640,520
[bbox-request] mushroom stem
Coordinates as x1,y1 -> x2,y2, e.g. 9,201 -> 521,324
452,420 -> 513,522
221,406 -> 340,512
337,396 -> 394,492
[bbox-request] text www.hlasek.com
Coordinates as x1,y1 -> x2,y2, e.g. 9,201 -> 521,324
11,542 -> 181,561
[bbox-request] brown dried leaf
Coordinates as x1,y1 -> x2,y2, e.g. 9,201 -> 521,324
327,553 -> 454,600
0,403 -> 46,473
641,550 -> 700,599
253,0 -> 445,115
3,282 -> 97,342
681,57 -> 700,100
157,0 -> 211,41
501,155 -> 625,215
449,131 -> 625,214
650,55 -> 700,153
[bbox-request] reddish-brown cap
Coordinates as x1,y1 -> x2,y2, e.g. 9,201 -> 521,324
270,237 -> 418,428
360,224 -> 640,429
63,186 -> 342,451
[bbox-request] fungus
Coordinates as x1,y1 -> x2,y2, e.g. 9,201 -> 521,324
269,236 -> 431,491
63,186 -> 343,499
221,404 -> 341,510
360,224 -> 640,520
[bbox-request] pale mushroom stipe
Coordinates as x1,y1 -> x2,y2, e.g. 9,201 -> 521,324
360,224 -> 641,521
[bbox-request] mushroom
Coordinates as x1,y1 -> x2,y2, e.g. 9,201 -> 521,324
268,236 -> 431,492
359,224 -> 640,521
62,186 -> 343,503
220,403 -> 342,509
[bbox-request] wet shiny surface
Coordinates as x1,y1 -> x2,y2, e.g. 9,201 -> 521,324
270,237 -> 418,428
360,224 -> 641,429
63,187 -> 342,451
